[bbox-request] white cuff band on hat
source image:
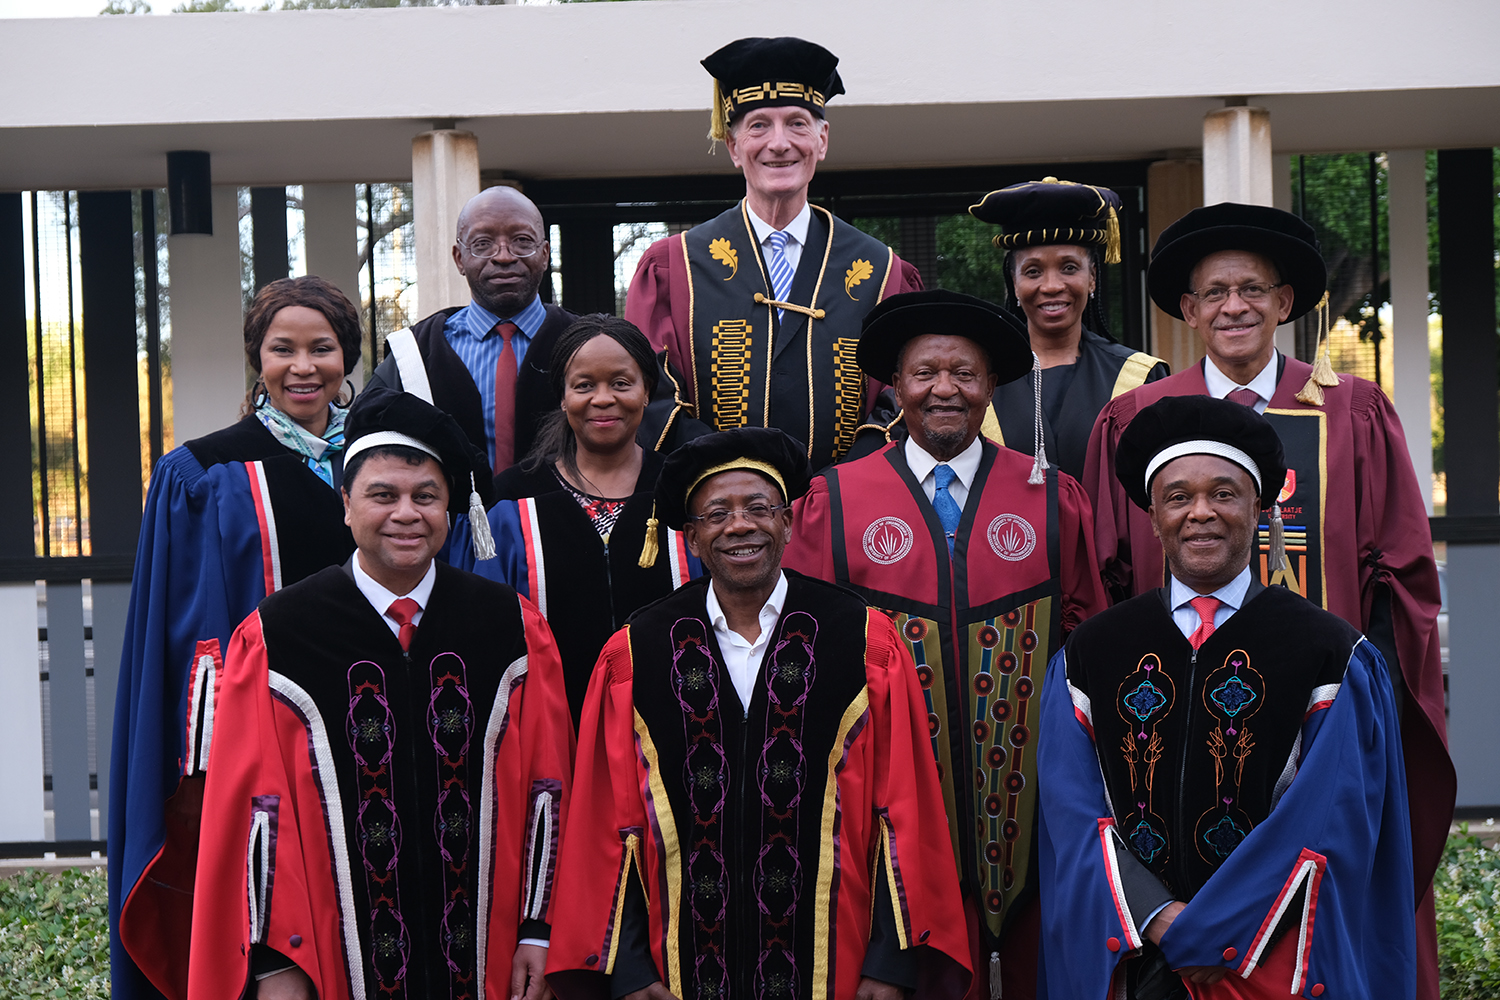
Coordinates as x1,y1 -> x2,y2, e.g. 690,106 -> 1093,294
1144,440 -> 1261,497
344,430 -> 440,466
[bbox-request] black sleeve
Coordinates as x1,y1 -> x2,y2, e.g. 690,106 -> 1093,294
843,387 -> 907,463
1111,826 -> 1177,934
1363,581 -> 1406,720
860,867 -> 918,991
518,918 -> 550,943
365,352 -> 401,393
608,870 -> 661,1000
637,349 -> 712,455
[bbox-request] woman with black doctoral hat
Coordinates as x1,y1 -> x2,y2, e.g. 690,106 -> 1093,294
785,289 -> 1110,1000
967,178 -> 1169,481
446,315 -> 701,725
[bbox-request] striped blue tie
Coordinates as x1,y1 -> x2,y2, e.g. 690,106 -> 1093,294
766,230 -> 793,325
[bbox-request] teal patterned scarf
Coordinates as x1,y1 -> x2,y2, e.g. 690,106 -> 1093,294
254,399 -> 347,487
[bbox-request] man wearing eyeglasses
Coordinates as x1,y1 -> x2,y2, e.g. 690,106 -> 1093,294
1082,202 -> 1452,1000
368,185 -> 577,482
547,427 -> 970,1000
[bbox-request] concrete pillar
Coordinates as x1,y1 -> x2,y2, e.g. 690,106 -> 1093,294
1146,158 -> 1203,371
412,129 -> 479,315
1387,149 -> 1434,513
303,183 -> 366,390
1202,105 -> 1273,207
1271,154 -> 1297,360
168,184 -> 245,443
0,583 -> 43,841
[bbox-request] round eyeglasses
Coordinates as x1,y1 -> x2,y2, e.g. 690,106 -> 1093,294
1189,282 -> 1282,305
688,503 -> 787,528
457,235 -> 543,260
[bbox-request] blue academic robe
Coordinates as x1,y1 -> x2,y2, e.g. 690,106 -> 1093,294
1036,588 -> 1415,1000
109,417 -> 353,1000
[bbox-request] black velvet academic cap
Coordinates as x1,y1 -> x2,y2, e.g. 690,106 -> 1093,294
857,289 -> 1033,387
654,427 -> 811,531
701,37 -> 844,138
969,177 -> 1125,263
344,385 -> 494,514
1148,202 -> 1327,322
1115,395 -> 1287,511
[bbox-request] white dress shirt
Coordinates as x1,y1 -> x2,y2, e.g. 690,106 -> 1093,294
352,554 -> 437,636
745,201 -> 812,279
706,571 -> 789,716
905,435 -> 983,512
1168,566 -> 1253,639
1203,352 -> 1280,414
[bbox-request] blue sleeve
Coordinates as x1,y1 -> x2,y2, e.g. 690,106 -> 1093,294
443,502 -> 528,597
1035,648 -> 1152,1000
1159,640 -> 1415,998
108,449 -> 270,998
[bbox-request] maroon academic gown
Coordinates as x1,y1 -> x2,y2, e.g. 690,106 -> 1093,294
1083,355 -> 1454,1000
785,440 -> 1108,1000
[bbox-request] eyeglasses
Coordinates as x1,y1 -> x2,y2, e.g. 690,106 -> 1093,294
456,235 -> 543,260
688,503 -> 787,528
1189,282 -> 1282,305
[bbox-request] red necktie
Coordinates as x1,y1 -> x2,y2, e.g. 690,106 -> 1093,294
1188,595 -> 1221,650
387,597 -> 420,652
1226,387 -> 1260,408
492,321 -> 519,472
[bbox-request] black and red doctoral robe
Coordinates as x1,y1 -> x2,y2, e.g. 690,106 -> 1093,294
1082,355 -> 1454,1000
546,573 -> 970,1000
784,440 -> 1108,997
187,562 -> 573,1000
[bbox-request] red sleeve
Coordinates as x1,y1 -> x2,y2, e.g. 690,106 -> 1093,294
187,613 -> 354,1000
624,237 -> 695,406
783,476 -> 838,581
485,594 -> 575,974
1057,471 -> 1109,636
1350,382 -> 1454,890
545,627 -> 650,1000
863,611 -> 971,999
1082,394 -> 1139,601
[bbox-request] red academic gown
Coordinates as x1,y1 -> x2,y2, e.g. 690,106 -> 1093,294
785,440 -> 1109,1000
546,574 -> 970,1000
187,564 -> 574,1000
1083,356 -> 1454,1000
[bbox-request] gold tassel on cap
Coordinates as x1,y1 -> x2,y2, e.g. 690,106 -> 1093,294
638,502 -> 661,569
1296,292 -> 1339,406
708,79 -> 729,145
1103,205 -> 1122,264
468,473 -> 496,562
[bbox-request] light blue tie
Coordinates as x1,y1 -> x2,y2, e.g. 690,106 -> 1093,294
766,230 -> 793,325
933,464 -> 961,554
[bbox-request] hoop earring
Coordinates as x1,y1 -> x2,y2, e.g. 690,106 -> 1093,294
334,380 -> 354,408
252,379 -> 269,408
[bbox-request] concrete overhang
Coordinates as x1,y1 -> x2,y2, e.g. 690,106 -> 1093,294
2,0 -> 1498,189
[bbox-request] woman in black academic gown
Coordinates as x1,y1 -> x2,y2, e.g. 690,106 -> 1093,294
449,315 -> 700,724
968,178 -> 1170,479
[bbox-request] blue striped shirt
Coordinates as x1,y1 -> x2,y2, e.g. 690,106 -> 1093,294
442,295 -> 548,462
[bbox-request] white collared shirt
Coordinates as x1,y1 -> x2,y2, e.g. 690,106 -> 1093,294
705,571 -> 789,716
905,435 -> 982,512
1168,566 -> 1253,639
352,554 -> 437,637
745,201 -> 812,278
1203,352 -> 1280,414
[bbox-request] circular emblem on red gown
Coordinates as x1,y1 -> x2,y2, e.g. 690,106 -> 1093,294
987,514 -> 1037,561
863,516 -> 915,565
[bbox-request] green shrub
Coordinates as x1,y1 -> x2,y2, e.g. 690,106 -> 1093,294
0,866 -> 109,999
1437,826 -> 1500,1000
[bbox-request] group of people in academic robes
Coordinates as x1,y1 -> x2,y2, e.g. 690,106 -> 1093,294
107,29 -> 1450,1000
